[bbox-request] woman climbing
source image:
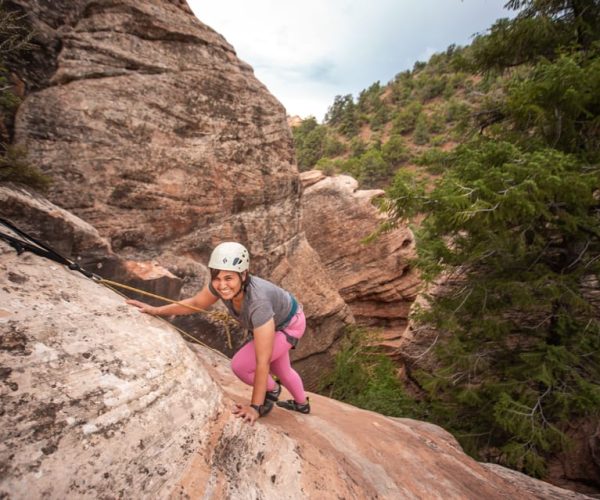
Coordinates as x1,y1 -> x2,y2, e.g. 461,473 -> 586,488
126,242 -> 310,424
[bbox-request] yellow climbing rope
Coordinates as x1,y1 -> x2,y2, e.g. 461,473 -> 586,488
99,278 -> 238,356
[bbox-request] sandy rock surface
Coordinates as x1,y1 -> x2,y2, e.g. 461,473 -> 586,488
1,244 -> 589,499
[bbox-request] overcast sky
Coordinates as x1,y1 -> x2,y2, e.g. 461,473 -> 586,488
187,1 -> 513,121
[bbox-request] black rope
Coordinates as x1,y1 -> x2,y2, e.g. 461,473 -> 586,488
0,217 -> 100,280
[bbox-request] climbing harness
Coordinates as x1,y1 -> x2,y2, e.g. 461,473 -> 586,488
0,217 -> 236,355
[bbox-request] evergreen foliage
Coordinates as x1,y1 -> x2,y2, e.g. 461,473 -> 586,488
319,326 -> 418,418
354,148 -> 390,188
292,116 -> 348,171
325,94 -> 358,137
381,134 -> 408,166
392,101 -> 423,135
471,0 -> 600,72
503,49 -> 600,159
0,143 -> 49,188
291,24 -> 480,189
413,114 -> 430,145
387,139 -> 600,476
382,0 -> 600,476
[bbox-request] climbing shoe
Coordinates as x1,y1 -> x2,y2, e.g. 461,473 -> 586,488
265,382 -> 281,402
276,397 -> 310,414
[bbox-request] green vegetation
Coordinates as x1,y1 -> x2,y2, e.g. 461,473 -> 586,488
319,326 -> 418,418
324,94 -> 358,138
0,3 -> 48,189
382,0 -> 600,477
0,143 -> 48,187
291,28 -> 483,187
291,116 -> 348,171
308,0 -> 600,480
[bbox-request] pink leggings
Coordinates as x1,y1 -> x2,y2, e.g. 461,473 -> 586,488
231,309 -> 307,403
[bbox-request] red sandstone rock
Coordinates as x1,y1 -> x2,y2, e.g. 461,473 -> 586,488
1,244 -> 589,499
301,172 -> 420,339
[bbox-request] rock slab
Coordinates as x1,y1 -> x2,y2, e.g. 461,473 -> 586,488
1,243 -> 589,499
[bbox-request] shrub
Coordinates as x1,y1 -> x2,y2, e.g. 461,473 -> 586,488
392,102 -> 422,135
445,99 -> 471,123
338,157 -> 362,179
323,135 -> 347,158
0,5 -> 48,189
429,111 -> 445,134
413,114 -> 430,145
419,75 -> 448,101
350,137 -> 367,158
414,147 -> 451,173
0,144 -> 49,189
315,157 -> 337,176
358,148 -> 391,188
293,122 -> 326,170
430,135 -> 447,147
319,326 -> 419,418
381,134 -> 408,166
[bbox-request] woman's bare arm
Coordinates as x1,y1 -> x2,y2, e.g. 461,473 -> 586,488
126,285 -> 219,317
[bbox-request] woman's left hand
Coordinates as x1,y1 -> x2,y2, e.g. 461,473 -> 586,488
232,403 -> 259,425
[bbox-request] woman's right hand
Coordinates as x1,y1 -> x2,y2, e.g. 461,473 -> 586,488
126,299 -> 159,315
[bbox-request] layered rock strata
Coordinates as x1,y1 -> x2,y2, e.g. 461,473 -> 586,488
301,172 -> 420,347
0,183 -> 183,302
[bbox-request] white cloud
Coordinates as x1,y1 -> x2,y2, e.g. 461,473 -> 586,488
188,0 -> 513,120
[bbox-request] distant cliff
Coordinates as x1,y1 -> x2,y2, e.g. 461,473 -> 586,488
301,171 -> 419,348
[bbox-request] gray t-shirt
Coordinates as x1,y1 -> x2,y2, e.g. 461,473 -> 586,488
208,275 -> 293,330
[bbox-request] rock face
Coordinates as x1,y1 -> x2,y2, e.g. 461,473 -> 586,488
0,183 -> 111,262
546,417 -> 600,497
301,172 -> 420,345
0,183 -> 183,303
1,244 -> 588,499
0,243 -> 221,498
8,0 -> 353,384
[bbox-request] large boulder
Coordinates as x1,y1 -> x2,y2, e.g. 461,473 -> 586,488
7,0 -> 353,384
0,183 -> 111,261
0,242 -> 221,497
1,242 -> 588,499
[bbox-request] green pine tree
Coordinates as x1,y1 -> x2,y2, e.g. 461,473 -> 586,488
382,0 -> 600,476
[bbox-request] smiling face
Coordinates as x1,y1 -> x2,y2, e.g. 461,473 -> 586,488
211,270 -> 244,301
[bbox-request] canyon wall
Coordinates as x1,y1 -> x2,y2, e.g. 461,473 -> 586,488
6,0 -> 352,385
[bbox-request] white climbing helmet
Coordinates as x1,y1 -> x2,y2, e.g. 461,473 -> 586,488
208,242 -> 250,272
